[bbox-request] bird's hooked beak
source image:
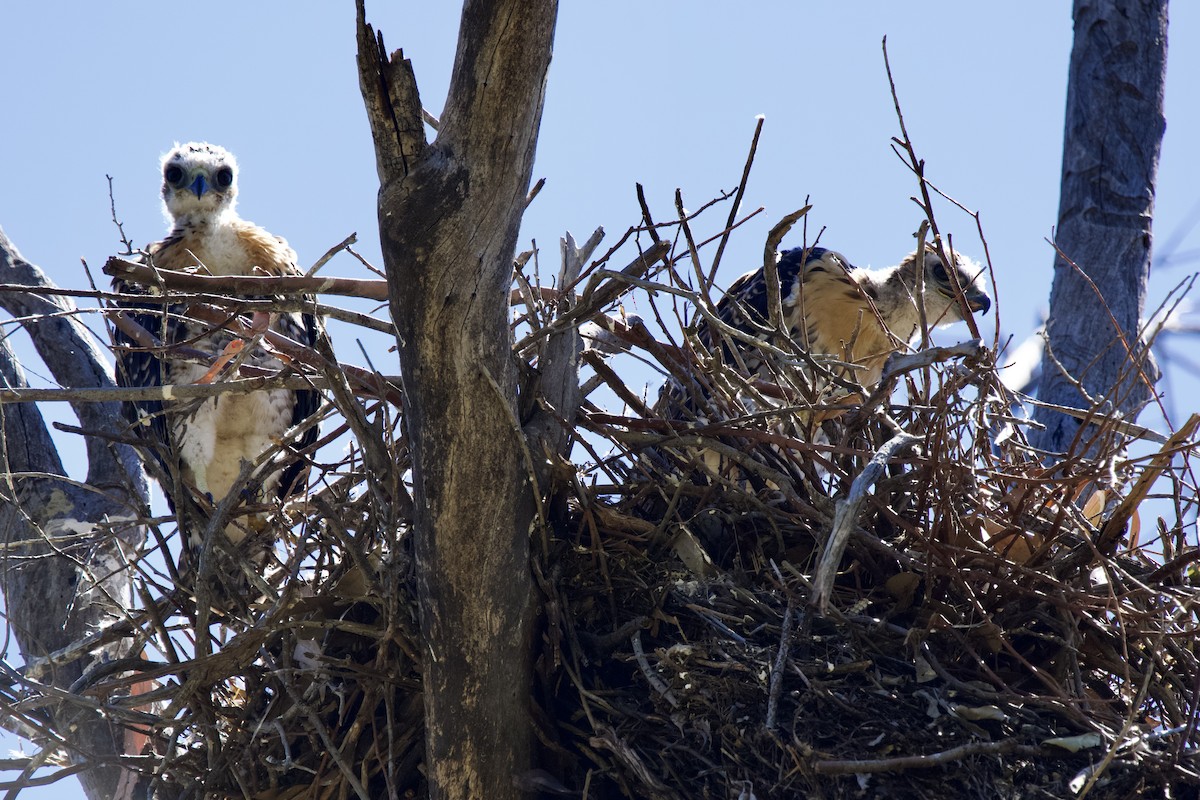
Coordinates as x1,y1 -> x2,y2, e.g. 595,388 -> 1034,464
188,174 -> 209,198
966,291 -> 991,315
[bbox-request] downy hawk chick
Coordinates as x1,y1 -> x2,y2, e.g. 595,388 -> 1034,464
112,142 -> 320,558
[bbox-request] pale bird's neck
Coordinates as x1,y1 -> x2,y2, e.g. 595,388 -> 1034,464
869,266 -> 925,344
164,210 -> 249,275
169,208 -> 238,236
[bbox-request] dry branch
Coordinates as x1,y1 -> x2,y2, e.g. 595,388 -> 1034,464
103,256 -> 390,301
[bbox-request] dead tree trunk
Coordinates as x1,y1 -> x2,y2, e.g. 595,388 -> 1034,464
1032,0 -> 1167,455
0,230 -> 158,800
356,1 -> 557,797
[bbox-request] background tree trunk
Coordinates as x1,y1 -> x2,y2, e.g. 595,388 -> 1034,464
356,1 -> 557,798
1032,0 -> 1167,455
0,230 -> 157,800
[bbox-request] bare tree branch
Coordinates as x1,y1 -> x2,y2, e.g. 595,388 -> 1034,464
104,256 -> 390,301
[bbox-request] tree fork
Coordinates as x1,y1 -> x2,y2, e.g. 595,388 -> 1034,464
356,1 -> 557,798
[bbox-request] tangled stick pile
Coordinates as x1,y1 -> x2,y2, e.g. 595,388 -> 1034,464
1,183 -> 1196,799
534,208 -> 1199,799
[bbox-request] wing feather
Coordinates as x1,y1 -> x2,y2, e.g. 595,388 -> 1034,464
110,253 -> 188,507
274,308 -> 320,501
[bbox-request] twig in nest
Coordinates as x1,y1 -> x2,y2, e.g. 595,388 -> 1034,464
106,176 -> 135,256
813,738 -> 1046,775
762,207 -> 811,332
812,431 -> 919,613
709,115 -> 765,284
765,596 -> 796,732
1097,413 -> 1199,552
878,339 -> 985,384
883,39 -> 984,346
631,629 -> 678,709
104,257 -> 389,301
305,232 -> 358,276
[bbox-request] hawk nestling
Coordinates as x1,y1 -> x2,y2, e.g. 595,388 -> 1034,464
662,243 -> 991,425
112,142 -> 319,553
713,244 -> 991,389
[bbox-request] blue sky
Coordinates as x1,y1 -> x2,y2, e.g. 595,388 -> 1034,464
1,3 -> 1198,797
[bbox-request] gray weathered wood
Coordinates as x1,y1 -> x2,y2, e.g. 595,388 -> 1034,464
356,0 -> 557,797
1033,0 -> 1167,455
0,229 -> 159,799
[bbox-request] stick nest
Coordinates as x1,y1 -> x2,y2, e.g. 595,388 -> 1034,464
525,226 -> 1200,800
7,204 -> 1200,800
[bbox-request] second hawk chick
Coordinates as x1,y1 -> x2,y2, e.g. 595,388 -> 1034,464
659,243 -> 991,433
711,244 -> 991,391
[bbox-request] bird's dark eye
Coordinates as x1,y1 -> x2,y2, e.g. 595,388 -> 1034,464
931,260 -> 949,283
164,164 -> 186,186
214,166 -> 234,189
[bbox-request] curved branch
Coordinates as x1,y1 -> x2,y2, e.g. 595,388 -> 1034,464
0,229 -> 147,498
